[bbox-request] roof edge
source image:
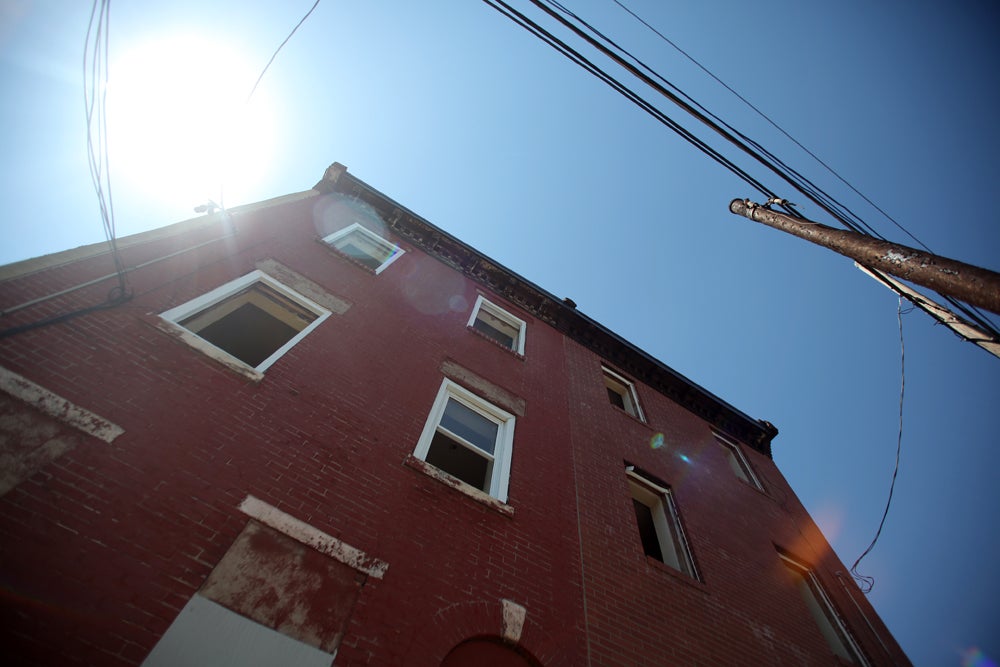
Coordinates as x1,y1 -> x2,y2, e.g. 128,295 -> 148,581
318,164 -> 778,456
0,190 -> 317,283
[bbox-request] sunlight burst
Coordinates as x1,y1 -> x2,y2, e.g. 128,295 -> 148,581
107,34 -> 277,211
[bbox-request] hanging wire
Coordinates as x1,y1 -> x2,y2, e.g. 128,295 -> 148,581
490,0 -> 1000,340
601,0 -> 1000,338
482,0 -> 778,199
611,0 -> 933,252
0,0 -> 132,339
850,296 -> 908,593
246,0 -> 322,104
83,0 -> 129,302
218,0 -> 322,211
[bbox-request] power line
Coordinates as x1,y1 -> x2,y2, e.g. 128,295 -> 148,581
491,0 -> 1000,339
481,1 -> 778,200
83,0 -> 128,301
611,0 -> 933,253
850,297 -> 908,594
246,0 -> 322,104
0,0 -> 133,340
603,0 -> 998,336
218,0 -> 322,211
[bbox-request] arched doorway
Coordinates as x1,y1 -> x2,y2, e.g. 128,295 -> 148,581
441,637 -> 542,667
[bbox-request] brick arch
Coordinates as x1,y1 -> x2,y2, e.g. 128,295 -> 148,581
417,598 -> 581,667
441,636 -> 543,667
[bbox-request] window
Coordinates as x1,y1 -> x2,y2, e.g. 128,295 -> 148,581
626,470 -> 697,578
322,222 -> 403,274
713,432 -> 763,490
779,552 -> 868,665
160,270 -> 330,373
467,296 -> 526,355
413,379 -> 516,502
603,367 -> 644,421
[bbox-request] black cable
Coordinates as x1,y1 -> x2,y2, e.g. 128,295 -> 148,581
482,0 -> 779,200
611,0 -> 933,252
0,0 -> 134,340
515,0 -> 1000,339
543,0 -> 891,238
0,288 -> 132,339
850,296 -> 906,594
219,0 -> 322,211
246,0 -> 322,103
83,0 -> 129,298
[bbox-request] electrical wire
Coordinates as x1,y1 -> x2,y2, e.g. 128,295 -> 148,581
602,0 -> 1000,340
482,1 -> 778,200
611,0 -> 933,253
0,0 -> 133,340
218,0 -> 322,211
491,0 -> 1000,340
83,0 -> 129,301
246,0 -> 322,104
849,296 -> 907,594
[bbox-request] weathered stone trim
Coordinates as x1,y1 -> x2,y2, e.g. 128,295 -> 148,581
501,599 -> 527,644
255,258 -> 352,314
0,366 -> 123,443
238,495 -> 388,579
440,359 -> 526,416
154,318 -> 265,383
323,167 -> 778,456
403,455 -> 515,518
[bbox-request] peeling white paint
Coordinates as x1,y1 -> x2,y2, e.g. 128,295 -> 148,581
501,599 -> 527,643
0,366 -> 124,442
404,455 -> 515,517
154,319 -> 265,382
238,495 -> 388,579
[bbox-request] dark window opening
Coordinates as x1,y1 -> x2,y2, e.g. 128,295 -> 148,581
633,498 -> 664,561
179,282 -> 318,369
425,432 -> 491,491
607,387 -> 626,410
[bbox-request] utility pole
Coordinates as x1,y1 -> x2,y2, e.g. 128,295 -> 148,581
729,199 -> 1000,316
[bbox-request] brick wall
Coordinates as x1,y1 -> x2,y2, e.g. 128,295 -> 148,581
0,188 -> 906,665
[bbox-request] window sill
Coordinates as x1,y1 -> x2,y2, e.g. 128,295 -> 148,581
466,326 -> 525,360
152,316 -> 265,382
644,555 -> 708,592
738,477 -> 770,497
403,454 -> 515,518
317,239 -> 379,275
609,404 -> 650,428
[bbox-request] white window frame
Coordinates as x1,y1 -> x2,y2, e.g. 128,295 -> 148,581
466,295 -> 527,355
322,222 -> 404,274
413,379 -> 516,503
713,432 -> 763,490
160,270 -> 331,374
779,552 -> 869,666
603,366 -> 644,422
626,470 -> 697,579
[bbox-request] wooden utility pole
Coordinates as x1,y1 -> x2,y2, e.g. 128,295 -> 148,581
729,199 -> 1000,316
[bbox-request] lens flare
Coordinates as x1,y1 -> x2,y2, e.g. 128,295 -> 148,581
650,433 -> 664,449
962,648 -> 998,667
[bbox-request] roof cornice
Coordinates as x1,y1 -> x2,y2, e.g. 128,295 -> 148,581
316,164 -> 777,456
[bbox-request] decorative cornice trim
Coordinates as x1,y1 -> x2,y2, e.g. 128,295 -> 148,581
320,167 -> 777,456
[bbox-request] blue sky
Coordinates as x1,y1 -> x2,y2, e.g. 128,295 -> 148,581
1,1 -> 998,664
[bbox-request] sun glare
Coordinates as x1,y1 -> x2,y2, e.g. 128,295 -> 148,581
107,34 -> 277,211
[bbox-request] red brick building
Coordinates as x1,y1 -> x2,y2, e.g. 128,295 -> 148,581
0,164 -> 908,665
